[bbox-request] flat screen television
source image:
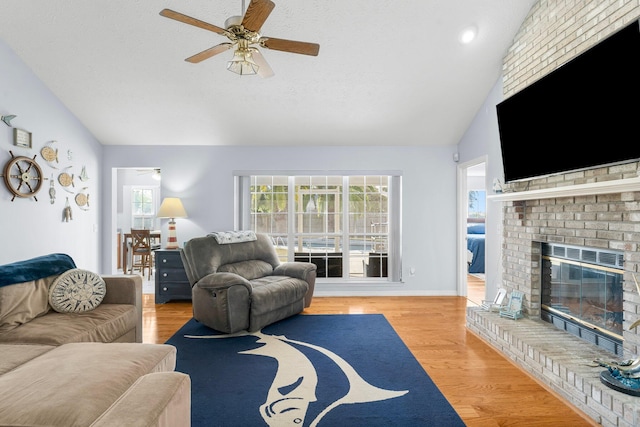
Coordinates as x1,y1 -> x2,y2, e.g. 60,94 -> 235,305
496,19 -> 640,183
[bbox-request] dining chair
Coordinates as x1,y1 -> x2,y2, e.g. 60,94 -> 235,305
129,229 -> 155,280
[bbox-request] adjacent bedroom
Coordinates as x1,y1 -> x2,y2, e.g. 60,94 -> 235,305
466,170 -> 486,282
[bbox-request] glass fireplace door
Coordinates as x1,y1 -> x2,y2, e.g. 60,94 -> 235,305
542,257 -> 623,338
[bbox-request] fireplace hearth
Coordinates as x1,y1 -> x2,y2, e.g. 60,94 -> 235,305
541,243 -> 624,356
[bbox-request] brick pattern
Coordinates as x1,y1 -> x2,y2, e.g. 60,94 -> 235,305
502,179 -> 640,336
503,0 -> 640,99
468,1 -> 640,425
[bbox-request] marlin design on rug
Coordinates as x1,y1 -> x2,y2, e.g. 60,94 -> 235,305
186,330 -> 409,427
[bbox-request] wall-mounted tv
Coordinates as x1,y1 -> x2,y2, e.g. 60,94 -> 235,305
496,20 -> 640,183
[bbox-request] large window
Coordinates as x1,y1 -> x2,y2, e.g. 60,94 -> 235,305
236,174 -> 401,282
131,187 -> 158,229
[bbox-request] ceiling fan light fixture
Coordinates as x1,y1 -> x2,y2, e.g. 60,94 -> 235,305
227,50 -> 259,75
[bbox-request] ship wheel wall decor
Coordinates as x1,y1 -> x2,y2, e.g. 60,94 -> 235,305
1,151 -> 45,201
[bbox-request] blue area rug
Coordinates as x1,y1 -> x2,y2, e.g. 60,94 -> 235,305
166,314 -> 465,427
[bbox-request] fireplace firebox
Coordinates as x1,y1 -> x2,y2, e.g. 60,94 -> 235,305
541,243 -> 624,356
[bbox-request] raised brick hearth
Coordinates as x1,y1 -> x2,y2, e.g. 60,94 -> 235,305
467,308 -> 640,426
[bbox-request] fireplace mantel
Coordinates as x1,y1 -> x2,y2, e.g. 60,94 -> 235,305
487,176 -> 640,202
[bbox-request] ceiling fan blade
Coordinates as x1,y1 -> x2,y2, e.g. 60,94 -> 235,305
160,9 -> 228,36
241,0 -> 275,32
250,49 -> 275,78
185,43 -> 234,63
260,37 -> 320,56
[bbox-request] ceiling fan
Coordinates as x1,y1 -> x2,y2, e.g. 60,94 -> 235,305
137,168 -> 161,181
160,0 -> 320,78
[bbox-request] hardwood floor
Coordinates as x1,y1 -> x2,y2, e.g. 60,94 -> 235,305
143,293 -> 598,426
467,273 -> 485,306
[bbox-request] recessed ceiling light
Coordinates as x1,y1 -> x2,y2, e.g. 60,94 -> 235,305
460,26 -> 478,44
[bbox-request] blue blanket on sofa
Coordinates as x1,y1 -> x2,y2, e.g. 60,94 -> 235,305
0,253 -> 76,288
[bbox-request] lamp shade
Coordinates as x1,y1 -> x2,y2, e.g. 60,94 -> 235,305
157,198 -> 187,250
157,198 -> 187,219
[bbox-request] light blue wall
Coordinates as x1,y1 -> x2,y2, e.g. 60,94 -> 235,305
457,78 -> 505,299
102,144 -> 460,295
0,39 -> 103,270
458,78 -> 504,179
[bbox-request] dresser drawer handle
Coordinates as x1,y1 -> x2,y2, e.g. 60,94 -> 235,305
163,287 -> 168,291
162,259 -> 167,263
163,273 -> 168,277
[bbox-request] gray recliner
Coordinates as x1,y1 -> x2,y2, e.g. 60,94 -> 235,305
180,233 -> 317,333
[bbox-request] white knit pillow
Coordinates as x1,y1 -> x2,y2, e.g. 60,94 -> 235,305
209,231 -> 257,244
49,269 -> 106,313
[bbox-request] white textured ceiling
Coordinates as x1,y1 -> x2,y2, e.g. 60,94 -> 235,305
0,1 -> 535,147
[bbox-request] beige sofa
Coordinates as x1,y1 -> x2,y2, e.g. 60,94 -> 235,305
0,274 -> 143,345
0,254 -> 191,426
0,342 -> 190,427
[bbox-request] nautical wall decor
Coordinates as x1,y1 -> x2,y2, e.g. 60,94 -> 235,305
1,115 -> 16,127
41,141 -> 59,167
0,151 -> 46,201
2,116 -> 92,212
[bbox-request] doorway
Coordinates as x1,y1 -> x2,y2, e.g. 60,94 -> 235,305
457,158 -> 487,305
113,168 -> 161,275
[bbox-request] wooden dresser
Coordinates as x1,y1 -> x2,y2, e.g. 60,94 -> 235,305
154,249 -> 191,303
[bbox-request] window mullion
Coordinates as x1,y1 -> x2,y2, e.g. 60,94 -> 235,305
342,176 -> 350,278
389,176 -> 401,281
287,176 -> 295,262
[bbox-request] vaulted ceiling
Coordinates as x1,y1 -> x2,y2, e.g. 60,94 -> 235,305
0,1 -> 536,147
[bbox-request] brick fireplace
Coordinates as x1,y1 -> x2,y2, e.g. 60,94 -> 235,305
467,162 -> 640,426
498,162 -> 640,355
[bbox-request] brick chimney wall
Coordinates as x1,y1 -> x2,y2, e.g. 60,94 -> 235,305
499,0 -> 640,356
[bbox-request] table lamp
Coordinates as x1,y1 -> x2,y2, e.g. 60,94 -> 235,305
157,197 -> 188,249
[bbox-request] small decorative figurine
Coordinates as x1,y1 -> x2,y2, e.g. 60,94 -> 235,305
75,188 -> 90,211
1,115 -> 16,127
492,178 -> 503,193
41,141 -> 59,167
49,174 -> 56,204
58,167 -> 75,193
63,197 -> 73,222
594,274 -> 640,396
79,166 -> 89,182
